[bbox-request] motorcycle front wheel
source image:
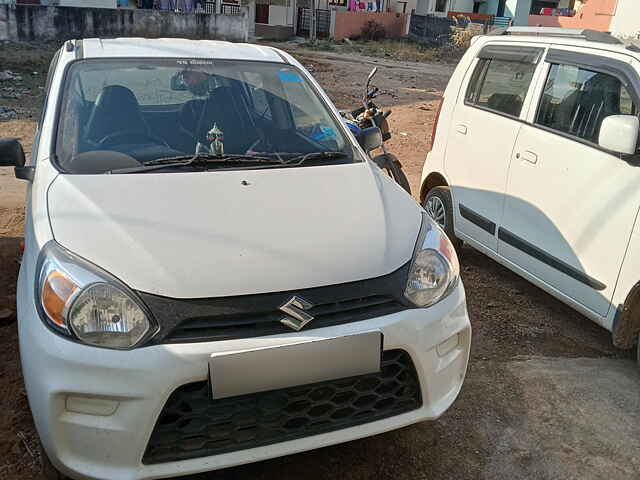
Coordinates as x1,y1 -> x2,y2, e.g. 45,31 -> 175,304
371,153 -> 411,195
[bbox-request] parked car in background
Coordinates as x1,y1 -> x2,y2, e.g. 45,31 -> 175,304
421,27 -> 640,363
0,38 -> 471,479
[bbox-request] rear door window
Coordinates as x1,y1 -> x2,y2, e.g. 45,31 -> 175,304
535,63 -> 638,143
465,46 -> 541,118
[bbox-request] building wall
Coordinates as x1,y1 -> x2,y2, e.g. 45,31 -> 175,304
528,0 -> 615,31
610,0 -> 640,38
55,0 -> 118,7
0,4 -> 248,41
332,10 -> 407,39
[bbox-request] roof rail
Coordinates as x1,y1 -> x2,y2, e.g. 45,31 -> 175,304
489,26 -> 622,45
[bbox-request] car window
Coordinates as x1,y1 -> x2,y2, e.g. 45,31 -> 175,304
535,63 -> 638,143
55,59 -> 356,173
466,58 -> 537,117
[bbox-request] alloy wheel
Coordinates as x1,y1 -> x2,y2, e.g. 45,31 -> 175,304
425,195 -> 446,227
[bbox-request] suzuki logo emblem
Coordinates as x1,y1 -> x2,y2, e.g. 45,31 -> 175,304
279,296 -> 314,331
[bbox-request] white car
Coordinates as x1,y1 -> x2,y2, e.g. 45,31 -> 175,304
0,38 -> 471,479
421,27 -> 640,361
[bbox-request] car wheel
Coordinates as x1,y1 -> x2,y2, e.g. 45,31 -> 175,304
40,442 -> 69,480
637,334 -> 640,367
424,186 -> 462,251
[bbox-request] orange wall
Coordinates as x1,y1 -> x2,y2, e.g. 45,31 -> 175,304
528,0 -> 617,31
333,11 -> 408,40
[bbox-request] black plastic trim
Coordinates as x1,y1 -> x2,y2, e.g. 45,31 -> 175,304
139,261 -> 413,344
478,45 -> 544,64
459,204 -> 496,235
142,349 -> 421,464
14,166 -> 35,181
497,227 -> 606,291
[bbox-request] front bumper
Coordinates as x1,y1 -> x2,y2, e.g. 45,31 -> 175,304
18,282 -> 471,480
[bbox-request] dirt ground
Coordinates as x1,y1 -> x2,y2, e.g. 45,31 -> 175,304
0,42 -> 638,480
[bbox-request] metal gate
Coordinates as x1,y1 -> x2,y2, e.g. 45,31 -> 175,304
221,3 -> 242,15
202,1 -> 216,13
296,8 -> 330,38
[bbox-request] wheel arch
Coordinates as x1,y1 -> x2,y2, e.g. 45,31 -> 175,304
612,281 -> 640,349
420,172 -> 449,204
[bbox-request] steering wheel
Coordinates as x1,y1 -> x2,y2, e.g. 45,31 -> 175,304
98,131 -> 169,149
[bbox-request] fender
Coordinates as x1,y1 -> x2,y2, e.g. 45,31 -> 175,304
612,281 -> 640,349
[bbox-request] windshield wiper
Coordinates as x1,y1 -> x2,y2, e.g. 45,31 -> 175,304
109,153 -> 284,174
284,151 -> 349,165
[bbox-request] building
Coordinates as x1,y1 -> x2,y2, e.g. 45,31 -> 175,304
529,0 -> 640,38
415,0 -> 640,36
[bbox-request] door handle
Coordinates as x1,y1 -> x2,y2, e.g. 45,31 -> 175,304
519,150 -> 538,164
456,124 -> 468,135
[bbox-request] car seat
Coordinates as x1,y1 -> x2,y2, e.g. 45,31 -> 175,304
86,85 -> 149,145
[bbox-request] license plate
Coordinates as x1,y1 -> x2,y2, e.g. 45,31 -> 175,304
209,331 -> 382,399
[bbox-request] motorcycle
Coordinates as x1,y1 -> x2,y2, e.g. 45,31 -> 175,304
342,67 -> 411,194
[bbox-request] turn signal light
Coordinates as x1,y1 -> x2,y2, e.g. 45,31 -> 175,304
41,270 -> 78,328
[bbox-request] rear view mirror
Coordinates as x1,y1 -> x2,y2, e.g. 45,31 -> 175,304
0,138 -> 26,167
357,126 -> 383,152
170,72 -> 188,91
599,115 -> 639,155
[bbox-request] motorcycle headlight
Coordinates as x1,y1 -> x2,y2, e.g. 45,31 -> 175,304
404,213 -> 460,308
36,241 -> 156,349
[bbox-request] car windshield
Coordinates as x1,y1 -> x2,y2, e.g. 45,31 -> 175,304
55,58 -> 357,173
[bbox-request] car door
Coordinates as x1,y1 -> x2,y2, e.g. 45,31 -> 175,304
499,48 -> 640,318
445,44 -> 544,251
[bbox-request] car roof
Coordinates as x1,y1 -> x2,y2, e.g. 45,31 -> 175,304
79,38 -> 286,63
476,30 -> 640,61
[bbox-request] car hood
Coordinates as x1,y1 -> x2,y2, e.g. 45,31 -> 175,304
47,163 -> 421,298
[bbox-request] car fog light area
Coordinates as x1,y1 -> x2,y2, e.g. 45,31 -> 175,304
69,283 -> 150,349
404,213 -> 460,308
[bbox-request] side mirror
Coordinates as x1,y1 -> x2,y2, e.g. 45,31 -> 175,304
367,67 -> 378,84
363,67 -> 379,108
357,126 -> 383,152
599,115 -> 639,155
0,138 -> 26,167
0,138 -> 33,181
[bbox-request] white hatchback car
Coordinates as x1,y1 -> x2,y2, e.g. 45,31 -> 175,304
0,38 -> 471,479
421,27 -> 640,360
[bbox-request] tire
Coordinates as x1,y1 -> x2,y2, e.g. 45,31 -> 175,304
423,186 -> 462,251
372,153 -> 411,194
40,442 -> 69,480
637,334 -> 639,367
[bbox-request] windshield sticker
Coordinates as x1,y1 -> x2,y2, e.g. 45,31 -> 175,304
278,71 -> 303,83
177,59 -> 214,66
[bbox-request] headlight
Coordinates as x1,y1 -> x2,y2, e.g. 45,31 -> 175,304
404,213 -> 460,307
36,241 -> 156,349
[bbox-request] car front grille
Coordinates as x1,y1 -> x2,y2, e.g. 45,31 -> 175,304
142,349 -> 421,464
165,295 -> 405,342
138,262 -> 412,344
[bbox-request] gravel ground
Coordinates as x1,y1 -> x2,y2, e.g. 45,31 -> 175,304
0,41 -> 638,480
